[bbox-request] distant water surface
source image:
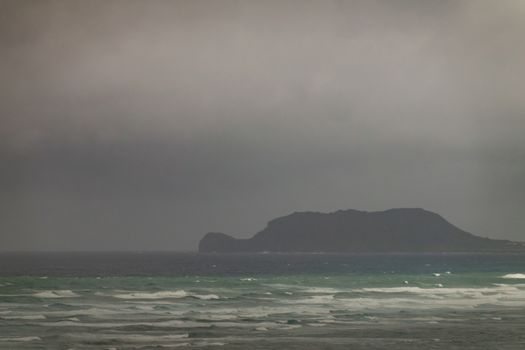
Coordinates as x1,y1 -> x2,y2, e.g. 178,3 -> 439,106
1,252 -> 525,349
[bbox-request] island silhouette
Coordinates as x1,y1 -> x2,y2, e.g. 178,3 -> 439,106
199,208 -> 523,253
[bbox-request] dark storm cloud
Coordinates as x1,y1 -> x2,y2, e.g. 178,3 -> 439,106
1,0 -> 524,250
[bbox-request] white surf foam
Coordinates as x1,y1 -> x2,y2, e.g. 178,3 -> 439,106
280,284 -> 525,310
502,273 -> 525,279
40,319 -> 193,328
41,318 -> 281,330
64,333 -> 189,343
1,315 -> 46,320
193,294 -> 220,300
294,294 -> 335,304
279,324 -> 302,330
112,290 -> 219,300
33,290 -> 79,298
361,287 -> 433,293
204,304 -> 331,319
161,342 -> 191,348
113,290 -> 188,299
0,336 -> 41,342
303,287 -> 341,294
43,307 -> 121,318
194,341 -> 226,347
132,343 -> 191,349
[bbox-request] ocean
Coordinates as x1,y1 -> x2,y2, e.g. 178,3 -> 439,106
1,252 -> 525,349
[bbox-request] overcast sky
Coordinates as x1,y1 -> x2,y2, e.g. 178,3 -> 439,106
1,0 -> 524,251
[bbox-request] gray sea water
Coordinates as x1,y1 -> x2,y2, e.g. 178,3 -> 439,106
1,252 -> 525,349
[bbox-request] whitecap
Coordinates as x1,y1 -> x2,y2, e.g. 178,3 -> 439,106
304,295 -> 335,304
281,285 -> 525,310
2,315 -> 46,320
303,287 -> 340,294
112,290 -> 219,300
113,290 -> 188,299
194,342 -> 226,347
154,343 -> 190,348
71,333 -> 189,342
361,285 -> 522,296
279,324 -> 302,330
361,287 -> 430,293
40,319 -> 186,328
194,294 -> 220,300
0,336 -> 41,342
502,273 -> 525,279
194,314 -> 238,321
44,307 -> 120,318
33,290 -> 79,298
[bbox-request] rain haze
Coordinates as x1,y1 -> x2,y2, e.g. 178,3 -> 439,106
1,0 -> 524,251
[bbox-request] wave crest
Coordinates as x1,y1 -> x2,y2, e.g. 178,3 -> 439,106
113,290 -> 219,300
502,273 -> 525,279
33,290 -> 79,298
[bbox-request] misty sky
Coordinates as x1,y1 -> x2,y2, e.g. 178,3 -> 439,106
1,0 -> 524,251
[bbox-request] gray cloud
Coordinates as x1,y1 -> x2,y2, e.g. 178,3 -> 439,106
1,0 -> 524,250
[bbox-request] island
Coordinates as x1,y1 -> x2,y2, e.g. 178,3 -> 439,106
198,208 -> 523,253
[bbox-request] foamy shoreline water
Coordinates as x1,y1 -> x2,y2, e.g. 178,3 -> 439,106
1,253 -> 525,349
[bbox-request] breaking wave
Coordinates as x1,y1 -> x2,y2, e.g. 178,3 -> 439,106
1,315 -> 46,320
112,290 -> 219,300
502,273 -> 525,279
0,337 -> 41,342
33,290 -> 79,298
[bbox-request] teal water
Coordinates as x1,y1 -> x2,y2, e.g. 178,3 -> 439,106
1,253 -> 525,349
